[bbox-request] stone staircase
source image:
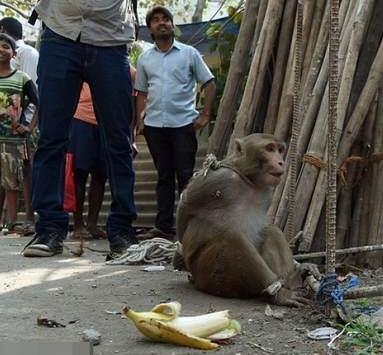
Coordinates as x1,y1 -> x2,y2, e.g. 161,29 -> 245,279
87,136 -> 207,228
16,134 -> 208,229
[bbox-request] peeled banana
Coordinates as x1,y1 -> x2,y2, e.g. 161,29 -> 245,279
123,301 -> 241,350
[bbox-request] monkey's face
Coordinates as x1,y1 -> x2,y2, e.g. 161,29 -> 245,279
256,141 -> 286,187
235,135 -> 286,188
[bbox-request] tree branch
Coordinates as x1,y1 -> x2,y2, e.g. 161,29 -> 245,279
0,2 -> 29,19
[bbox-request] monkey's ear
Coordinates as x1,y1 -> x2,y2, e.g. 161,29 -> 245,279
235,138 -> 245,156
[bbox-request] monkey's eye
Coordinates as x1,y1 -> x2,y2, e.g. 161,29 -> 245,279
265,144 -> 275,152
278,147 -> 285,154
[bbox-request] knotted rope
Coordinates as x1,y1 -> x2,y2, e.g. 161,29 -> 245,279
303,153 -> 383,186
105,238 -> 177,265
197,153 -> 255,187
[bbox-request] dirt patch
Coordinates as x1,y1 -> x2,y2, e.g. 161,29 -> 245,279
0,236 -> 382,354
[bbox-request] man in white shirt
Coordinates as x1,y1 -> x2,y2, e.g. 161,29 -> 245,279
0,17 -> 38,235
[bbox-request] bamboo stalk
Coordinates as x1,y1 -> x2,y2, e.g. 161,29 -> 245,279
367,87 -> 383,267
345,0 -> 383,119
299,1 -> 376,251
301,0 -> 327,85
264,0 -> 297,134
228,0 -> 285,153
336,165 -> 355,249
272,1 -> 354,231
249,0 -> 268,61
273,0 -> 315,141
207,0 -> 259,158
294,244 -> 383,261
357,98 -> 378,266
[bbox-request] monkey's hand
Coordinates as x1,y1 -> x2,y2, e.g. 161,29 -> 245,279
273,287 -> 309,308
295,262 -> 322,280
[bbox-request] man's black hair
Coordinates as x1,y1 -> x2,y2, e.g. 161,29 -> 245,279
145,6 -> 174,28
0,17 -> 22,40
0,33 -> 17,52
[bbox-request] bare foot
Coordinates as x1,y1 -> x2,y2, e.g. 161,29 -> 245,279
72,227 -> 92,240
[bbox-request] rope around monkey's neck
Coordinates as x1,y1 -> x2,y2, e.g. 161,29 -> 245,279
199,154 -> 256,188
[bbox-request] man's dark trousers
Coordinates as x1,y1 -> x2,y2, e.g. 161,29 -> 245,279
32,28 -> 137,240
144,124 -> 197,234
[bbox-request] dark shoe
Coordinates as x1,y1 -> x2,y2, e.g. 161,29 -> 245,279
23,232 -> 64,257
137,228 -> 175,241
109,233 -> 138,255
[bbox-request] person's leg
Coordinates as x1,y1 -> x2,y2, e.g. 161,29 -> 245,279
21,160 -> 35,234
172,124 -> 198,194
86,45 -> 136,253
86,172 -> 107,237
0,187 -> 5,228
72,169 -> 90,238
6,190 -> 18,230
24,28 -> 84,257
144,126 -> 176,235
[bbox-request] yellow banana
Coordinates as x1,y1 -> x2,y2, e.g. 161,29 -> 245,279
123,302 -> 240,350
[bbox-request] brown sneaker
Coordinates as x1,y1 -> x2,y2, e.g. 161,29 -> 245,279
137,228 -> 175,241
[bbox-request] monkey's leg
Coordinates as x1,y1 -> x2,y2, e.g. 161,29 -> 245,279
182,219 -> 280,298
258,225 -> 296,280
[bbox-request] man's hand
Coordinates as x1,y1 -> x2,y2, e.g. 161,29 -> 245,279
135,118 -> 145,136
193,113 -> 210,131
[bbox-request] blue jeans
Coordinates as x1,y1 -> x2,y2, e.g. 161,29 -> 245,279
32,28 -> 136,240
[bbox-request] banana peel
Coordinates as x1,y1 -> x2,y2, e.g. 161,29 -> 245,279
123,301 -> 241,350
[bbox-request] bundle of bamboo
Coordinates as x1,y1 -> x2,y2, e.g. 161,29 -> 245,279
208,0 -> 383,266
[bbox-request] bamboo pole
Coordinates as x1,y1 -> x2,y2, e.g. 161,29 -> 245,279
299,39 -> 383,253
298,0 -> 375,251
294,244 -> 383,261
264,0 -> 297,134
207,0 -> 259,159
227,0 -> 285,153
357,98 -> 377,266
367,87 -> 383,267
271,1 -> 354,230
249,0 -> 268,61
336,166 -> 355,249
301,0 -> 327,86
345,0 -> 383,119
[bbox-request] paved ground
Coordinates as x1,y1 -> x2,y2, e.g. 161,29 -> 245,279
0,234 -> 382,355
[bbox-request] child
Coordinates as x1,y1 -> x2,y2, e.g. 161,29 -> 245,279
0,33 -> 38,233
70,82 -> 107,240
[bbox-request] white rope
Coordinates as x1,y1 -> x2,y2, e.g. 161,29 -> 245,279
105,238 -> 177,265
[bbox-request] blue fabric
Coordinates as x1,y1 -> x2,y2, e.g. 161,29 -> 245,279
135,40 -> 214,128
70,119 -> 107,177
32,27 -> 136,239
317,273 -> 360,306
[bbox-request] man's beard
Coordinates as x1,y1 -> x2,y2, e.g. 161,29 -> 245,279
155,32 -> 173,41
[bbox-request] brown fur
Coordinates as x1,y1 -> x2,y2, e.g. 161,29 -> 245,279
174,133 -> 308,307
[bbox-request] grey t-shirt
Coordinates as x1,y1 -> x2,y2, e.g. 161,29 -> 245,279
35,0 -> 135,47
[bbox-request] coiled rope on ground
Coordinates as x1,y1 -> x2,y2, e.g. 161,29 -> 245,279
105,238 -> 177,265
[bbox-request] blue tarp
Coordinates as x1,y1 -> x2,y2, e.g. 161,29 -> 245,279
138,16 -> 239,54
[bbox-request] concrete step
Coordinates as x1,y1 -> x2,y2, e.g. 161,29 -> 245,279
17,211 -> 161,228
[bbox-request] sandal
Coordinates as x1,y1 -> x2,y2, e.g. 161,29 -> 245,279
3,222 -> 21,235
21,221 -> 35,236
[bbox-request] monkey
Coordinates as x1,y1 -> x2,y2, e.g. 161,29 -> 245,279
173,133 -> 320,307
